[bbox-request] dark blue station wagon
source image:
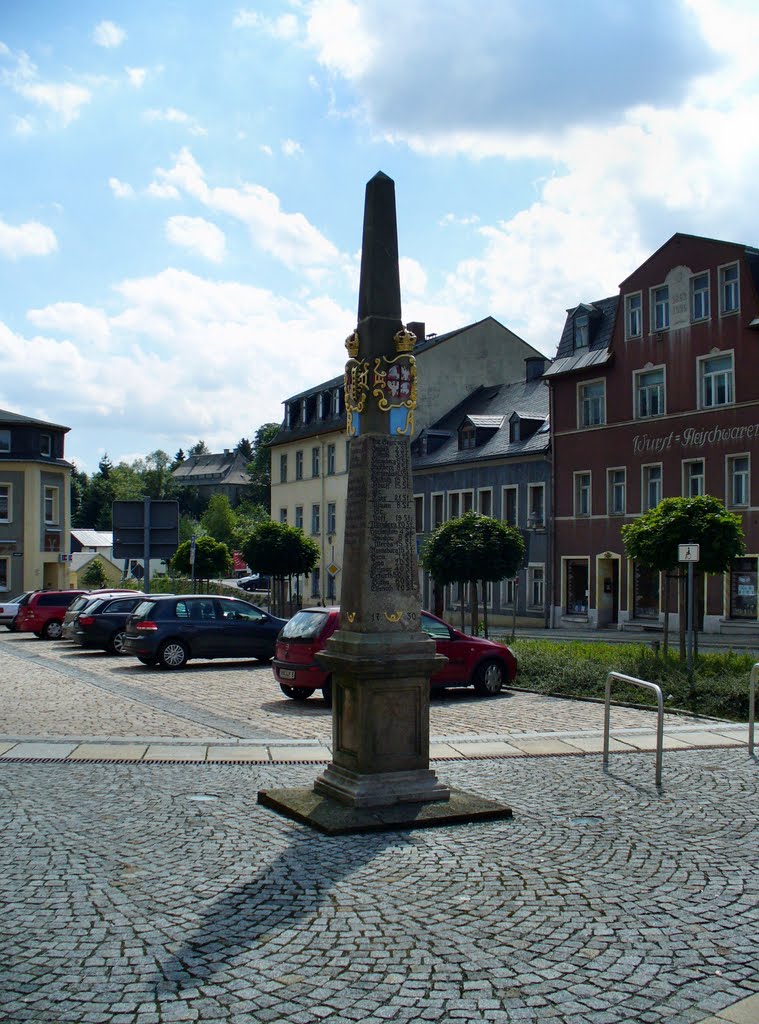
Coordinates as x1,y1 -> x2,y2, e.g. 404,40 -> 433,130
122,595 -> 288,669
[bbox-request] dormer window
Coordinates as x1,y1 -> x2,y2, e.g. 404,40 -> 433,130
574,315 -> 589,350
40,433 -> 52,457
0,429 -> 9,453
460,424 -> 476,450
300,399 -> 308,424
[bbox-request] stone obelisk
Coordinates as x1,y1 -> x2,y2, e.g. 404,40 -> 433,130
312,171 -> 450,808
258,173 -> 512,833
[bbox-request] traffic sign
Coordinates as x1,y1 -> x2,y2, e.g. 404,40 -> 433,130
678,543 -> 700,563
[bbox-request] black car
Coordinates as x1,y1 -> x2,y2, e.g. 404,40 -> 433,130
122,594 -> 288,669
61,590 -> 140,642
237,574 -> 271,592
68,593 -> 148,654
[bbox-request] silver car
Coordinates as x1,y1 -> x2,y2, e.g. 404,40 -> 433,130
0,591 -> 34,631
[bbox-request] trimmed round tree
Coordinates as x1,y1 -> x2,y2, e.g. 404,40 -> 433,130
171,535 -> 232,586
241,520 -> 319,615
421,511 -> 525,635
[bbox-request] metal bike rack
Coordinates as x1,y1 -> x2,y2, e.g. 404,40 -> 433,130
603,671 -> 664,786
749,663 -> 757,757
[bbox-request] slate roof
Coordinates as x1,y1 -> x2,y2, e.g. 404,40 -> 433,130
412,377 -> 550,470
171,450 -> 250,486
0,408 -> 70,431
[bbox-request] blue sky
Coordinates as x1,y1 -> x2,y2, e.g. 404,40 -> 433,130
1,0 -> 758,473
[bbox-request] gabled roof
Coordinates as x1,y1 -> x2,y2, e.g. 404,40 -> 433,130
171,450 -> 250,485
71,529 -> 113,548
463,414 -> 504,429
618,232 -> 759,288
413,376 -> 549,470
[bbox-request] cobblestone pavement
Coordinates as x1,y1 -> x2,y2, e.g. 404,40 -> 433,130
1,750 -> 758,1024
0,633 -> 708,743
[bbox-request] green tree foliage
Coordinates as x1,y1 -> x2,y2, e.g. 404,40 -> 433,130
243,422 -> 280,510
621,495 -> 745,574
241,520 -> 319,580
70,464 -> 89,527
232,502 -> 269,551
79,559 -> 108,587
421,512 -> 526,635
171,535 -> 231,579
236,437 -> 254,460
188,440 -> 209,457
200,494 -> 237,549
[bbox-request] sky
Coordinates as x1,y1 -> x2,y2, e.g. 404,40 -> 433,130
1,0 -> 758,474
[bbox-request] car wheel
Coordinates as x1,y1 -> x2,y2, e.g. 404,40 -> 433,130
108,630 -> 128,655
473,659 -> 505,696
42,620 -> 63,641
137,655 -> 156,666
322,678 -> 333,708
280,684 -> 315,700
158,640 -> 189,669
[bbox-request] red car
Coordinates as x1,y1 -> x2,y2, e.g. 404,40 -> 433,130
273,607 -> 518,706
15,589 -> 88,640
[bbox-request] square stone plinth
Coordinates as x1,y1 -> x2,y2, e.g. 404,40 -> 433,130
257,786 -> 512,836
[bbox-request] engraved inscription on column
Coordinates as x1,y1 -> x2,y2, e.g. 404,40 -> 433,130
368,437 -> 416,593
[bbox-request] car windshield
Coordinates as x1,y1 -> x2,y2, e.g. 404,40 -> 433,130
280,610 -> 330,640
71,596 -> 99,613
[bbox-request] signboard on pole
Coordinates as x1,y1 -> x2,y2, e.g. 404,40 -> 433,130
112,499 -> 179,560
678,543 -> 700,563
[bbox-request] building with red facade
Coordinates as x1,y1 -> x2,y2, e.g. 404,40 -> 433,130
545,233 -> 759,634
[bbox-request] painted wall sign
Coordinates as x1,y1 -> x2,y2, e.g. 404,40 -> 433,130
633,422 -> 759,455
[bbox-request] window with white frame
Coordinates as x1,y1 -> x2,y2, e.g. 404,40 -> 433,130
574,472 -> 591,517
527,565 -> 545,608
699,352 -> 734,408
0,430 -> 9,453
44,486 -> 59,525
578,380 -> 605,427
719,262 -> 739,314
527,484 -> 545,527
690,272 -> 710,321
327,443 -> 336,475
414,495 -> 424,533
40,433 -> 52,457
683,459 -> 705,498
295,505 -> 304,530
502,577 -> 516,606
635,367 -> 665,418
432,493 -> 445,529
642,464 -> 662,511
625,292 -> 642,340
478,489 -> 493,517
311,503 -> 320,535
0,555 -> 9,591
279,508 -> 288,524
651,284 -> 669,331
311,446 -> 320,477
0,483 -> 10,522
462,490 -> 474,513
448,492 -> 460,520
326,502 -> 336,536
607,468 -> 626,515
295,450 -> 303,480
727,455 -> 750,507
502,486 -> 518,526
279,453 -> 287,483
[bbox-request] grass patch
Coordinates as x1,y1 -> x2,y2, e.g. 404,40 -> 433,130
504,638 -> 755,721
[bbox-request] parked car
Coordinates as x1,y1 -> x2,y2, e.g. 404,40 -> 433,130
61,589 -> 139,642
15,589 -> 88,640
237,574 -> 271,592
273,608 -> 518,706
65,593 -> 147,653
122,594 -> 288,668
0,591 -> 34,631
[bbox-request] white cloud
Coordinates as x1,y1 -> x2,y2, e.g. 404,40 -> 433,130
165,216 -> 227,263
399,257 -> 427,297
1,46 -> 91,126
92,21 -> 126,48
109,177 -> 135,199
125,66 -> 147,88
259,144 -> 273,157
145,182 -> 180,200
232,10 -> 300,39
0,218 -> 58,259
27,302 -> 111,349
281,138 -> 303,157
151,148 -> 341,270
12,115 -> 34,136
144,107 -> 206,136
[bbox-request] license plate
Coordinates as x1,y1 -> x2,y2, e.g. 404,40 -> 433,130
279,668 -> 296,680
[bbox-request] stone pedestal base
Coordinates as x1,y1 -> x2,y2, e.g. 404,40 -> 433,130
314,763 -> 450,808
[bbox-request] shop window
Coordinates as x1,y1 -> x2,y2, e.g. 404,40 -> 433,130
730,557 -> 757,620
565,560 -> 589,616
